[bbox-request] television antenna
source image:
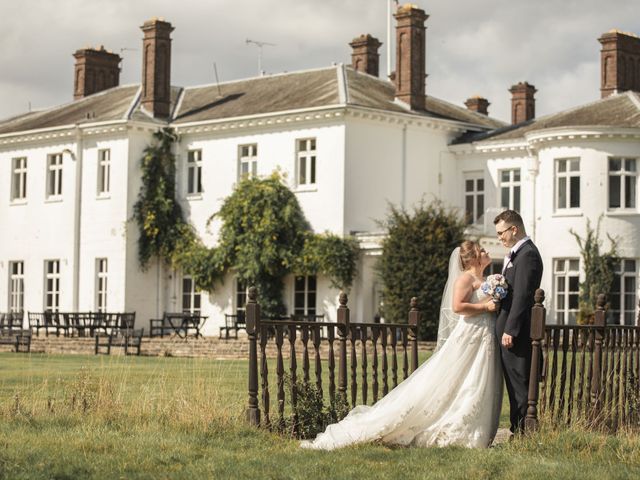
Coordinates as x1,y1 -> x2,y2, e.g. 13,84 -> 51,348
245,38 -> 276,75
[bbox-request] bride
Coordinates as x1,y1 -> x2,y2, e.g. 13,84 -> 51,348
301,241 -> 503,450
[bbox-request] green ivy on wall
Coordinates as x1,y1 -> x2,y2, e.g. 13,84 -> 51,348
570,216 -> 618,325
133,127 -> 198,268
134,131 -> 358,318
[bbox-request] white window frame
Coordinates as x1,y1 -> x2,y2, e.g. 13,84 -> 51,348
553,258 -> 580,325
97,149 -> 111,195
555,158 -> 580,211
46,153 -> 63,198
181,275 -> 201,315
608,157 -> 637,210
499,168 -> 521,211
44,260 -> 61,312
464,173 -> 484,225
9,261 -> 24,313
238,144 -> 257,180
187,149 -> 203,195
296,138 -> 317,186
11,157 -> 27,201
293,275 -> 317,317
608,259 -> 637,326
95,258 -> 108,313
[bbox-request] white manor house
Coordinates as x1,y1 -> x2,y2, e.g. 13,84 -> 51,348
2,6 -> 640,334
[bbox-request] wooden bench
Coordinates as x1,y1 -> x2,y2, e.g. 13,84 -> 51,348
149,313 -> 207,338
95,328 -> 144,356
220,311 -> 247,339
0,329 -> 32,353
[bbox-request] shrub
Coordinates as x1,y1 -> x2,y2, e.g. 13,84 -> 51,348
376,200 -> 466,339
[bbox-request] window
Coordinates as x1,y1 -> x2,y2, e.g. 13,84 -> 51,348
47,153 -> 63,198
499,169 -> 521,211
464,176 -> 484,225
97,149 -> 111,195
608,158 -> 636,209
187,149 -> 203,194
555,158 -> 580,210
236,279 -> 248,313
95,258 -> 108,313
238,144 -> 257,179
9,261 -> 24,313
554,259 -> 580,325
44,260 -> 60,312
297,138 -> 316,186
608,259 -> 637,325
182,276 -> 201,315
294,275 -> 317,316
11,157 -> 27,201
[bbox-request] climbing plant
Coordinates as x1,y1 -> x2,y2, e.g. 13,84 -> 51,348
132,127 -> 196,268
570,216 -> 618,325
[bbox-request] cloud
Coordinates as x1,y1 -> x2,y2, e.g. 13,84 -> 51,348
0,0 -> 638,122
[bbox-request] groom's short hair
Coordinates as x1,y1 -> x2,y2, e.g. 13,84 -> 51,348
493,210 -> 525,229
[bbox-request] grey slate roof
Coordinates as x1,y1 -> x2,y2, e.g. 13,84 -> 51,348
0,85 -> 140,135
457,91 -> 640,144
0,65 -> 506,136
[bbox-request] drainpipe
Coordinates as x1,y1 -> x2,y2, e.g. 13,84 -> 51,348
401,122 -> 407,209
526,146 -> 539,241
64,126 -> 83,311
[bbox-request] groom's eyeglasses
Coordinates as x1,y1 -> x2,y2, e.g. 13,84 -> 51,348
496,225 -> 515,237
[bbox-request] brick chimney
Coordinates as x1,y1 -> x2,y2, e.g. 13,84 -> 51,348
599,30 -> 640,98
509,82 -> 536,124
73,46 -> 121,100
464,96 -> 490,115
349,34 -> 382,77
141,18 -> 174,118
394,4 -> 428,110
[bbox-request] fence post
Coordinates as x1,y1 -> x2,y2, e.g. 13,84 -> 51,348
526,288 -> 545,432
590,294 -> 606,424
246,286 -> 261,426
408,297 -> 421,372
337,292 -> 350,400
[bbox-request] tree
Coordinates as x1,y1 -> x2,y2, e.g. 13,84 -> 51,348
212,173 -> 310,317
376,200 -> 466,340
570,216 -> 618,325
188,173 -> 358,318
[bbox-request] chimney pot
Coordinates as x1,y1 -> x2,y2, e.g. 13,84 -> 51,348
464,96 -> 490,115
73,47 -> 121,100
394,4 -> 428,110
140,18 -> 174,118
598,30 -> 640,98
349,34 -> 382,77
509,82 -> 536,125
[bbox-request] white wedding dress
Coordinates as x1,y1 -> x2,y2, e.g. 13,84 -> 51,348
300,287 -> 503,450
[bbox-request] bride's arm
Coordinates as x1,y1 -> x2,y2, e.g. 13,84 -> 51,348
452,275 -> 497,316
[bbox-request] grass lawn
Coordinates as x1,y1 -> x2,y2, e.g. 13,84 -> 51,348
0,352 -> 638,479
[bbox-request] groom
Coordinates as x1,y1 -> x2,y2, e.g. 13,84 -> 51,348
493,210 -> 543,435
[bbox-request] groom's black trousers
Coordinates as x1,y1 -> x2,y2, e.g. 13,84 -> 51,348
500,338 -> 531,434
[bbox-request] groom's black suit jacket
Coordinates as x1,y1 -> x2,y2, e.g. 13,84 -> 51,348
496,239 -> 543,347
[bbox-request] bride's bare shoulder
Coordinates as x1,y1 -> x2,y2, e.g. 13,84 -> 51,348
454,272 -> 474,289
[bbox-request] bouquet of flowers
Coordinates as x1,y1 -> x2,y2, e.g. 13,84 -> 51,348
481,274 -> 508,302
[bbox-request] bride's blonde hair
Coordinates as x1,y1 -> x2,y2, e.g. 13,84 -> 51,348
459,240 -> 481,270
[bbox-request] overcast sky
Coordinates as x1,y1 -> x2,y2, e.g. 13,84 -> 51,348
1,0 -> 639,123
